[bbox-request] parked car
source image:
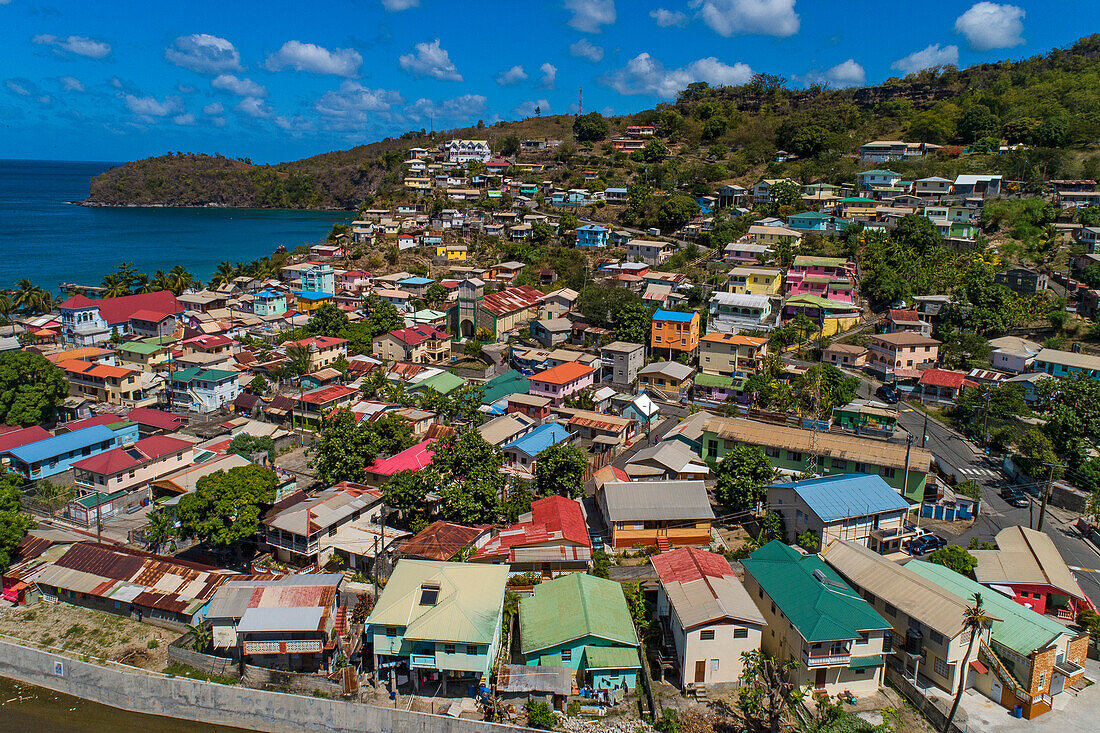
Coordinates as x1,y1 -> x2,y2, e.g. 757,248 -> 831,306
1000,489 -> 1030,508
905,534 -> 947,555
876,385 -> 899,404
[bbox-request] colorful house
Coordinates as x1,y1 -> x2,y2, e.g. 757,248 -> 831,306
598,479 -> 714,550
301,264 -> 335,296
519,573 -> 641,690
1,425 -> 119,479
722,266 -> 783,296
471,495 -> 591,574
252,289 -> 287,317
650,309 -> 700,357
528,362 -> 596,407
575,224 -> 609,248
292,290 -> 334,315
168,367 -> 242,413
502,422 -> 573,474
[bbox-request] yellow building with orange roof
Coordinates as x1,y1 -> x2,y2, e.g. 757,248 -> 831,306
698,332 -> 768,379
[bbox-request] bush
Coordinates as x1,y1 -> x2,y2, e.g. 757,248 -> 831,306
525,699 -> 556,730
147,639 -> 160,649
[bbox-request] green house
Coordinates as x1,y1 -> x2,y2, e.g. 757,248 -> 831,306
831,399 -> 898,434
519,573 -> 640,690
480,369 -> 529,405
407,370 -> 466,397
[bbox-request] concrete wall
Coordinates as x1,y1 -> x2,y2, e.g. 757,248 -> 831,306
0,639 -> 527,733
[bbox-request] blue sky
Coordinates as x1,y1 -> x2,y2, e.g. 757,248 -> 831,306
1,0 -> 1095,163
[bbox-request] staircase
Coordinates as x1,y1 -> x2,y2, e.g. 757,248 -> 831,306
656,533 -> 670,552
332,607 -> 347,638
978,639 -> 1028,699
693,683 -> 709,702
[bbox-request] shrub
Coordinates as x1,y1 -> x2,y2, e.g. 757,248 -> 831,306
147,639 -> 160,649
525,699 -> 556,730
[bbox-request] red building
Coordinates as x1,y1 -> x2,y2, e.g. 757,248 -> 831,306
470,495 -> 591,575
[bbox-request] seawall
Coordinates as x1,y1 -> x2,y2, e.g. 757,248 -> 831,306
0,639 -> 526,733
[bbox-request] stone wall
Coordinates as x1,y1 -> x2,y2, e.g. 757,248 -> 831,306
0,639 -> 527,733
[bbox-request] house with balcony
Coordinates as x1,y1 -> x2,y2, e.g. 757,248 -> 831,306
206,574 -> 343,672
820,540 -> 990,696
575,224 -> 609,248
831,399 -> 897,434
653,548 -> 765,690
707,293 -> 771,334
908,560 -> 1088,719
282,336 -> 348,371
519,573 -> 640,691
600,341 -> 645,386
914,176 -> 953,198
528,362 -> 595,407
857,170 -> 902,192
866,333 -> 940,378
372,325 -> 450,365
471,495 -> 591,575
300,263 -> 335,296
787,211 -> 848,233
698,332 -> 768,381
58,291 -> 182,345
859,140 -> 937,163
626,239 -> 674,266
651,309 -> 700,358
1030,348 -> 1100,380
57,359 -> 151,407
292,385 -> 357,426
785,256 -> 857,303
722,242 -> 772,264
1,425 -> 119,480
117,340 -> 171,372
743,541 -> 890,696
369,559 -> 508,692
766,474 -> 916,555
822,343 -> 868,369
168,367 -> 241,413
723,266 -> 783,296
701,416 -> 932,501
752,178 -> 797,205
597,479 -> 714,550
637,361 -> 695,400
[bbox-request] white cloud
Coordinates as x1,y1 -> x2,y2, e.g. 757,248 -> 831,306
691,0 -> 799,38
381,0 -> 418,9
59,76 -> 84,92
173,113 -> 196,126
496,65 -> 528,86
203,102 -> 224,115
122,93 -> 182,117
177,83 -> 195,94
32,34 -> 112,59
265,40 -> 362,77
164,34 -> 241,74
211,116 -> 227,127
540,62 -> 557,89
275,115 -> 314,132
211,74 -> 267,97
603,52 -> 753,99
570,38 -> 604,63
315,81 -> 405,126
236,96 -> 273,118
5,79 -> 31,96
955,2 -> 1024,51
565,0 -> 616,33
405,94 -> 487,121
891,44 -> 959,75
399,39 -> 462,81
650,8 -> 688,27
513,99 -> 550,118
824,58 -> 865,87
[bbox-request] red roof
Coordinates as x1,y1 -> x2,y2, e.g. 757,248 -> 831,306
386,324 -> 449,346
473,495 -> 590,560
0,426 -> 52,453
283,336 -> 348,350
60,291 -> 182,326
183,334 -> 233,349
299,385 -> 357,405
125,407 -> 189,431
62,414 -> 125,431
919,368 -> 968,389
531,361 -> 595,386
480,285 -> 543,317
129,309 -> 173,322
888,309 -> 921,322
397,521 -> 487,561
72,435 -> 191,475
366,439 -> 434,476
651,547 -> 735,585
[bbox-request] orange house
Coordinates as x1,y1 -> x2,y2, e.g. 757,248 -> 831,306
650,309 -> 700,357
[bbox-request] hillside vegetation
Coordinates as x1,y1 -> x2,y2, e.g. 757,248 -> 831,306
86,34 -> 1100,209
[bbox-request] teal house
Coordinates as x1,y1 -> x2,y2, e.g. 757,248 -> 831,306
301,263 -> 335,296
519,573 -> 640,690
252,289 -> 287,317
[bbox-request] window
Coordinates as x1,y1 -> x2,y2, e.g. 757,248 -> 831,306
858,632 -> 869,643
733,628 -> 749,639
884,603 -> 898,617
934,657 -> 950,678
700,630 -> 715,641
1037,672 -> 1045,689
385,627 -> 397,638
786,451 -> 802,462
882,467 -> 897,479
419,584 -> 440,606
467,645 -> 478,656
764,446 -> 780,458
560,649 -> 572,662
883,631 -> 892,653
854,462 -> 867,473
710,659 -> 719,672
928,629 -> 945,645
444,644 -> 455,655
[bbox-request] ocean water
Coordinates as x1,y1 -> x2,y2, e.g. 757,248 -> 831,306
0,159 -> 354,291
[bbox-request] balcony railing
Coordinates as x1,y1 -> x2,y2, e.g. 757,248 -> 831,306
802,650 -> 851,667
244,639 -> 323,655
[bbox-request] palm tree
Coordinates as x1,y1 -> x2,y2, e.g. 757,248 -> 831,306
285,342 -> 314,376
143,509 -> 177,554
11,279 -> 45,313
943,593 -> 992,733
133,273 -> 153,294
0,292 -> 13,320
185,623 -> 212,653
167,265 -> 195,294
151,270 -> 173,293
208,261 -> 235,288
100,274 -> 131,299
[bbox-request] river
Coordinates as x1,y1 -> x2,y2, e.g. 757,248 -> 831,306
0,676 -> 256,732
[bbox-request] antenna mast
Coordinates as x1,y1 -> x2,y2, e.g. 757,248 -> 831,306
578,87 -> 583,115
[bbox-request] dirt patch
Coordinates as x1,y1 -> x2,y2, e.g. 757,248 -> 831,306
0,602 -> 172,670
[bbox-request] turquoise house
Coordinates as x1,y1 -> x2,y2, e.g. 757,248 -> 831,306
787,211 -> 848,233
576,224 -> 609,248
519,573 -> 641,691
301,263 -> 335,296
252,289 -> 287,317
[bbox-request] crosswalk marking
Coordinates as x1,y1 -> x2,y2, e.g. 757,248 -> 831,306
957,467 -> 998,478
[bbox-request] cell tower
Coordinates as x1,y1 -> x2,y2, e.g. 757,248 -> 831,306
578,87 -> 583,115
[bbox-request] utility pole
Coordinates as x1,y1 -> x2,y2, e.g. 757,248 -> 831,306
578,87 -> 583,115
1036,462 -> 1060,532
902,434 -> 913,501
921,412 -> 928,449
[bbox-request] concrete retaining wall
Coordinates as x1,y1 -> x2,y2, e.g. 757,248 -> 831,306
0,639 -> 526,733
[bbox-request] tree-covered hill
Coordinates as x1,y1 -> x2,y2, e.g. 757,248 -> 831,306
85,34 -> 1100,209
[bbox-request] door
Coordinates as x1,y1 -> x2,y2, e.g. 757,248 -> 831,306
815,668 -> 827,690
694,660 -> 706,684
991,678 -> 1002,702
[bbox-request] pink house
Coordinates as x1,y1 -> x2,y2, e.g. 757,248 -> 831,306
785,256 -> 857,303
339,270 -> 372,292
528,362 -> 596,407
363,439 -> 435,486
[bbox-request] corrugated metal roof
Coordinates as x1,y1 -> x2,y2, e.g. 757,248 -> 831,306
653,548 -> 765,629
971,526 -> 1086,602
7,425 -> 116,464
519,573 -> 637,654
600,480 -> 714,522
771,474 -> 909,523
238,606 -> 325,633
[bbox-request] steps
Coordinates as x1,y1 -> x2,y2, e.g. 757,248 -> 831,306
694,683 -> 709,702
656,535 -> 670,552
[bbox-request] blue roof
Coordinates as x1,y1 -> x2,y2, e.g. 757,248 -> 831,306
605,188 -> 627,194
254,289 -> 284,299
771,474 -> 909,522
577,224 -> 608,232
502,423 -> 572,458
397,276 -> 434,286
6,425 -> 117,464
652,309 -> 696,323
294,290 -> 332,301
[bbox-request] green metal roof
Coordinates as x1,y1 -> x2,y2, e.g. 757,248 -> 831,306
171,367 -> 238,382
906,561 -> 1068,657
519,573 -> 638,655
75,489 -> 128,508
118,341 -> 167,355
838,197 -> 877,204
410,371 -> 466,396
694,373 -> 738,389
481,369 -> 530,404
743,541 -> 889,643
849,655 -> 884,669
540,653 -> 564,667
794,256 -> 848,267
368,559 -> 508,645
785,294 -> 856,310
583,645 -> 641,670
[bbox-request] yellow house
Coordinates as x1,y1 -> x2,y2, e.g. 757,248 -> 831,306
747,225 -> 802,247
436,244 -> 468,262
837,197 -> 878,218
293,292 -> 334,314
723,266 -> 783,295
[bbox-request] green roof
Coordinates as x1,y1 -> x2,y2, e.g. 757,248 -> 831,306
540,654 -> 563,667
368,559 -> 508,645
409,371 -> 466,396
838,197 -> 877,204
794,256 -> 847,267
906,561 -> 1068,657
118,341 -> 167,355
743,541 -> 889,643
859,170 -> 899,176
849,655 -> 884,669
481,369 -> 530,404
519,573 -> 638,655
583,645 -> 641,670
785,294 -> 857,310
694,373 -> 738,389
171,367 -> 238,383
75,489 -> 127,508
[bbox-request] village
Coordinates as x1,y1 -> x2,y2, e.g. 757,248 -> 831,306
2,118 -> 1100,733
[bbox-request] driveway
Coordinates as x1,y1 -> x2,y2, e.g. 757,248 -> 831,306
967,658 -> 1100,733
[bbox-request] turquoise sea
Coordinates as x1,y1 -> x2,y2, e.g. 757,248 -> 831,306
0,159 -> 354,291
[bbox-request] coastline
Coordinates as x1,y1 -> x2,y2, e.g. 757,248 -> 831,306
74,200 -> 357,212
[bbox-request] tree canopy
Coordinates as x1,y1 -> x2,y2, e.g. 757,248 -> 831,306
533,443 -> 589,499
175,465 -> 278,550
714,445 -> 778,513
0,472 -> 33,573
0,351 -> 69,427
430,429 -> 505,524
572,112 -> 609,143
311,409 -> 414,485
